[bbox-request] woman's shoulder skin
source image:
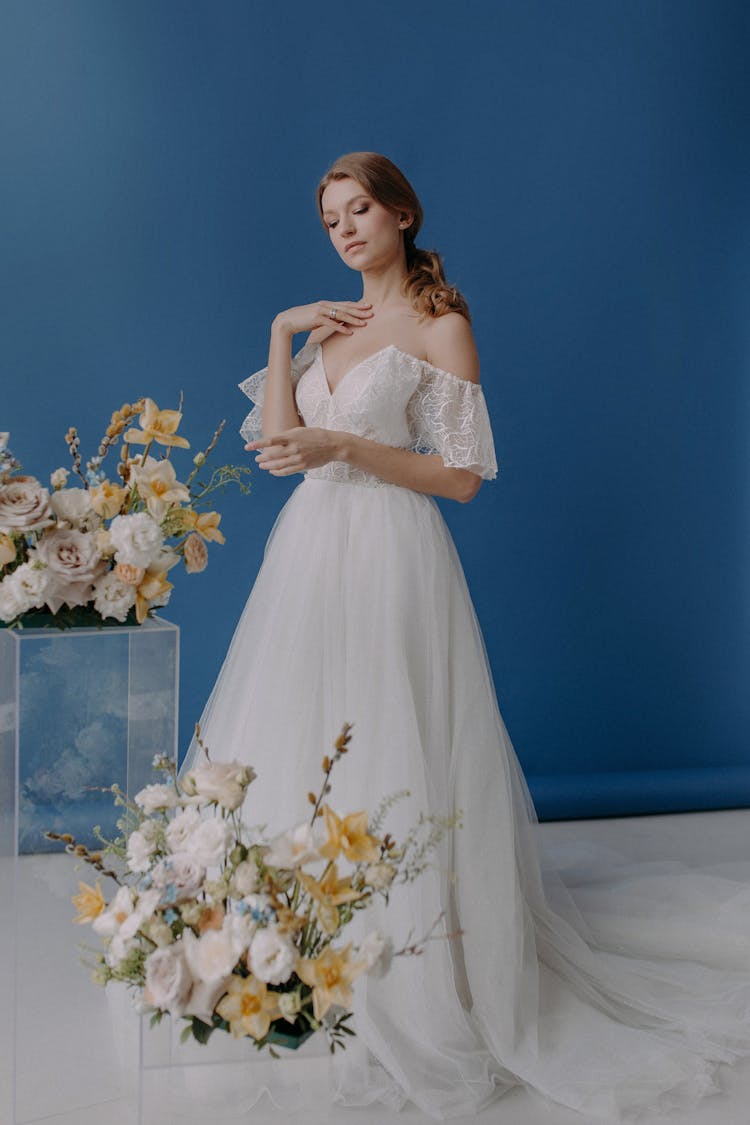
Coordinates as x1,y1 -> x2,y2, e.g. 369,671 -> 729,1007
423,311 -> 480,384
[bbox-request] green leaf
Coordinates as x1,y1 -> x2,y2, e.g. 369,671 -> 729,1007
190,1017 -> 215,1045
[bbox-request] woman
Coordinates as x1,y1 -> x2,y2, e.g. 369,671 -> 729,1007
182,152 -> 750,1120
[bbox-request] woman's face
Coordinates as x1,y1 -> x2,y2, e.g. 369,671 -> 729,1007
321,177 -> 409,272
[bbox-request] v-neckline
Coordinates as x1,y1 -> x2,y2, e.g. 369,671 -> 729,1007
317,342 -> 398,398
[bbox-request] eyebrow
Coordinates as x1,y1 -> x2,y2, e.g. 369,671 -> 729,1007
322,194 -> 371,218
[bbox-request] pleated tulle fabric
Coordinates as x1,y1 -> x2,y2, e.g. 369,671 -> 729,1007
181,344 -> 750,1120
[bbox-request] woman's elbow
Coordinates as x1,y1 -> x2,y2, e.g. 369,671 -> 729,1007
451,469 -> 482,503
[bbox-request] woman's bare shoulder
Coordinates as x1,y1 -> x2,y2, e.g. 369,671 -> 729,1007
423,312 -> 480,384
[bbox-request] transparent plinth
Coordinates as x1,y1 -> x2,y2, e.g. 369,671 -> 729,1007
0,617 -> 179,1125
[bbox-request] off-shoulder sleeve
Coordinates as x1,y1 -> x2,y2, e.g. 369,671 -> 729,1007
238,339 -> 319,443
406,361 -> 498,480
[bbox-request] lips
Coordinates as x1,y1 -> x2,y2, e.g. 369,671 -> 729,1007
345,242 -> 365,253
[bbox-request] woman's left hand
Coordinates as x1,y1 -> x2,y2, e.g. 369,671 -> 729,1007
245,427 -> 342,476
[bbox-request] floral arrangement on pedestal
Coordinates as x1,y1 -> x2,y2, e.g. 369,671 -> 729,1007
0,402 -> 250,627
49,723 -> 460,1052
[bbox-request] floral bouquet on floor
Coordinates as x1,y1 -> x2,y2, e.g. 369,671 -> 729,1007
48,723 -> 460,1053
0,401 -> 250,628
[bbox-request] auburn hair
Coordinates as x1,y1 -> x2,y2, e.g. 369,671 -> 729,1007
315,151 -> 471,324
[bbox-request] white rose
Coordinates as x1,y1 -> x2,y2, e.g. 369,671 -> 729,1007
49,488 -> 98,530
0,476 -> 53,533
134,783 -> 178,814
165,807 -> 201,853
264,822 -> 321,868
144,945 -> 192,1016
184,977 -> 231,1023
181,818 -> 234,868
358,931 -> 394,979
0,574 -> 26,622
181,758 -> 256,812
247,927 -> 297,985
92,571 -> 137,622
231,860 -> 259,897
182,918 -> 243,984
109,512 -> 164,569
152,853 -> 206,903
126,821 -> 161,874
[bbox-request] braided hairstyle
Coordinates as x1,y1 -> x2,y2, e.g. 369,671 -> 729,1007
315,151 -> 471,325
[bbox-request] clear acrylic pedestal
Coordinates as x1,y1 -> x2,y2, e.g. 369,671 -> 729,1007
0,617 -> 179,1125
139,1014 -> 332,1122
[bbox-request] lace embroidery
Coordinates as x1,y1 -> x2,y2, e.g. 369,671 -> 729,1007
238,340 -> 318,444
237,339 -> 498,484
405,361 -> 498,481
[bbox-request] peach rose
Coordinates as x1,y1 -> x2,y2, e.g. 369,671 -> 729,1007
183,532 -> 208,574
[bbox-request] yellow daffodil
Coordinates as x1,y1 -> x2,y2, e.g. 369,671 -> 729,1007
216,974 -> 280,1040
71,881 -> 105,924
0,532 -> 15,566
181,509 -> 225,544
123,399 -> 190,449
318,806 -> 381,865
129,456 -> 190,521
89,480 -> 127,519
298,863 -> 364,936
296,943 -> 367,1021
135,569 -> 173,624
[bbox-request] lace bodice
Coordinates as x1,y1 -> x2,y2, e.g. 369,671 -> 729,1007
238,339 -> 498,487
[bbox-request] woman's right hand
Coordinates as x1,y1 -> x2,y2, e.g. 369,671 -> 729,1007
272,300 -> 373,338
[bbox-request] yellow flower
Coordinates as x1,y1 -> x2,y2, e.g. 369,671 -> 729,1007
298,863 -> 364,936
0,532 -> 15,567
318,806 -> 381,865
89,480 -> 127,519
296,944 -> 366,1021
123,399 -> 190,449
216,974 -> 280,1040
71,881 -> 105,924
181,509 -> 225,544
129,456 -> 190,520
135,569 -> 173,624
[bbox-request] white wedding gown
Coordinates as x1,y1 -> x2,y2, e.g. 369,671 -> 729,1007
181,338 -> 750,1121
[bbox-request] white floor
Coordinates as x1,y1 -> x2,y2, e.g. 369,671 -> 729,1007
5,807 -> 750,1125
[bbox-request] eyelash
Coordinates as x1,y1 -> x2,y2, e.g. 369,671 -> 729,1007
327,207 -> 368,230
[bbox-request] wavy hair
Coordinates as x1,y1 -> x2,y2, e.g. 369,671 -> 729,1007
316,151 -> 471,324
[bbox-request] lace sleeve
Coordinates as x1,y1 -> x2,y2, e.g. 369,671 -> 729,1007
238,339 -> 318,443
406,361 -> 498,480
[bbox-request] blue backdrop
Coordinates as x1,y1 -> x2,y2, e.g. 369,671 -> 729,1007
1,0 -> 748,818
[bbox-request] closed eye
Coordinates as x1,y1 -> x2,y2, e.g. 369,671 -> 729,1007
328,207 -> 368,230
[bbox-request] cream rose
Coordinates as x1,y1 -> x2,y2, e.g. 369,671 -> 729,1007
144,945 -> 192,1016
152,853 -> 206,903
0,477 -> 53,533
49,488 -> 99,530
180,818 -> 234,868
31,529 -> 106,613
134,783 -> 179,814
181,759 -> 255,812
109,512 -> 164,569
164,807 -> 201,853
181,917 -> 246,984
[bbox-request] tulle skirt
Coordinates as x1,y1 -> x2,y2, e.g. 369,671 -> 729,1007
182,476 -> 750,1121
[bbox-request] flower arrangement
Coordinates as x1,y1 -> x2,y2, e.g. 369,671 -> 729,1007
48,723 -> 460,1053
0,403 -> 250,628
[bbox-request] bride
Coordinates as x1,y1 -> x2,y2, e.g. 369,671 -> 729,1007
181,151 -> 750,1120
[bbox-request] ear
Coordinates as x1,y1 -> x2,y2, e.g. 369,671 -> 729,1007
399,211 -> 415,231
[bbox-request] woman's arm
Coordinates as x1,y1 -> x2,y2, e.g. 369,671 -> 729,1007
259,320 -> 305,437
